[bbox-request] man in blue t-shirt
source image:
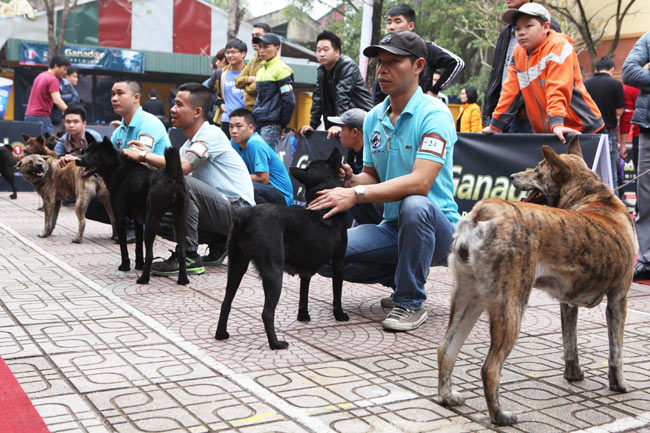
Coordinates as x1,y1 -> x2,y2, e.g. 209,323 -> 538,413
210,39 -> 248,138
311,31 -> 460,332
229,108 -> 293,206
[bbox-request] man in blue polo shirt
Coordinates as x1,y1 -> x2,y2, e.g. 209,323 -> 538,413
310,30 -> 459,332
111,79 -> 171,155
229,108 -> 293,206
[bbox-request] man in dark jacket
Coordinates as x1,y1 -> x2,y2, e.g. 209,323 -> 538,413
622,30 -> 650,280
483,0 -> 561,130
251,33 -> 296,150
373,4 -> 464,105
300,30 -> 373,139
143,89 -> 166,117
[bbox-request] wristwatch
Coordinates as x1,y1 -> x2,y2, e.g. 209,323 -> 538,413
354,185 -> 366,204
138,150 -> 148,162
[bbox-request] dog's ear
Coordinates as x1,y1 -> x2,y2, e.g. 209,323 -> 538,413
56,131 -> 64,138
21,134 -> 30,143
328,147 -> 342,171
101,136 -> 113,147
290,166 -> 307,184
566,135 -> 583,159
44,132 -> 51,140
542,145 -> 568,179
85,131 -> 97,144
14,159 -> 22,169
36,136 -> 45,145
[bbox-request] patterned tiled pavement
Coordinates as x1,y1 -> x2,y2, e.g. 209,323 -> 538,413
1,191 -> 649,432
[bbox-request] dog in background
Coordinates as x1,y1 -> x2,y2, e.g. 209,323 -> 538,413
215,148 -> 349,350
75,137 -> 189,285
16,152 -> 116,243
437,137 -> 637,426
22,133 -> 59,157
0,145 -> 17,199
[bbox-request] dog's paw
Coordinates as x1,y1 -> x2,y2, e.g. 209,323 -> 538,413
72,238 -> 82,244
334,309 -> 349,321
609,376 -> 628,393
439,390 -> 465,407
270,340 -> 289,350
564,364 -> 584,382
118,263 -> 130,272
136,275 -> 149,285
177,276 -> 189,285
492,410 -> 517,426
9,194 -> 16,200
297,310 -> 311,322
215,330 -> 230,340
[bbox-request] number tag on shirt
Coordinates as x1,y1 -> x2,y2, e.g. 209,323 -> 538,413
419,133 -> 446,158
138,134 -> 154,149
188,141 -> 209,158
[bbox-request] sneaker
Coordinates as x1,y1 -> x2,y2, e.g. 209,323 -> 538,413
382,307 -> 428,331
202,246 -> 227,266
151,250 -> 205,276
380,296 -> 394,308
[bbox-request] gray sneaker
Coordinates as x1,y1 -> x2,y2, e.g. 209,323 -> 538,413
380,296 -> 394,308
382,307 -> 428,331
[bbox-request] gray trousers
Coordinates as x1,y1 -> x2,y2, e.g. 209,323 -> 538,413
637,131 -> 650,264
159,176 -> 245,253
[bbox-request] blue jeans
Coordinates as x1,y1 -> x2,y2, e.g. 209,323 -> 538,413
24,115 -> 54,135
259,124 -> 281,151
319,195 -> 455,310
253,181 -> 286,205
607,131 -> 619,190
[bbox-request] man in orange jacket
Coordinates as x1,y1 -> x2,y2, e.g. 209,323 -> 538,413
482,3 -> 604,144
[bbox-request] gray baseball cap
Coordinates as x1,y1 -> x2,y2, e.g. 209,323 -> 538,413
328,108 -> 368,131
363,30 -> 427,59
502,3 -> 551,25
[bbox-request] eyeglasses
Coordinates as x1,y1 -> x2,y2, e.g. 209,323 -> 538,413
225,50 -> 241,55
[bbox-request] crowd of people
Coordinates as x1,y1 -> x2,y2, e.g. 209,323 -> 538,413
20,0 -> 650,331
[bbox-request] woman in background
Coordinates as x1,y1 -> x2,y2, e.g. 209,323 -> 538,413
456,86 -> 482,133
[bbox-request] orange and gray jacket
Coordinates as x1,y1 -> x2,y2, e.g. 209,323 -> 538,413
252,56 -> 296,128
490,30 -> 603,134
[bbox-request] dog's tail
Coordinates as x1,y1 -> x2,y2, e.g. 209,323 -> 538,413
164,147 -> 184,181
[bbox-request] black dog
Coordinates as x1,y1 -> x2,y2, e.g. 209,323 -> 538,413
215,148 -> 349,350
75,137 -> 189,285
0,145 -> 17,199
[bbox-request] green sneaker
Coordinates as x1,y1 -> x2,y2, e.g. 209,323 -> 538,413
202,246 -> 227,266
381,307 -> 428,331
151,250 -> 205,276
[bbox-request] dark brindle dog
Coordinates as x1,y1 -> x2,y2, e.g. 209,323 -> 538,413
215,148 -> 349,350
437,137 -> 636,426
75,137 -> 189,285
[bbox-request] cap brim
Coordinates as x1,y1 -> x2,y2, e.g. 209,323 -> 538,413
327,116 -> 345,126
252,37 -> 263,44
502,9 -> 518,24
363,45 -> 412,58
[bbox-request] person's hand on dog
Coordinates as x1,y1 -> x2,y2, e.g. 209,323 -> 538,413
339,163 -> 353,187
122,140 -> 149,162
552,126 -> 580,144
308,187 -> 357,219
57,154 -> 77,168
327,126 -> 342,139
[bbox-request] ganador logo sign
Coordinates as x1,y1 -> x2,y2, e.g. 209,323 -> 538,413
63,48 -> 106,62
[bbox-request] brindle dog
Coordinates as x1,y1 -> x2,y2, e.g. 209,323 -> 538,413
15,153 -> 116,243
437,137 -> 636,426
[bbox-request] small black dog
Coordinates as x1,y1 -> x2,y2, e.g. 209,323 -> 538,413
215,148 -> 349,350
75,137 -> 189,285
0,145 -> 17,199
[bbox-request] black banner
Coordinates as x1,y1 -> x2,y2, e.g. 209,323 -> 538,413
286,131 -> 605,213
